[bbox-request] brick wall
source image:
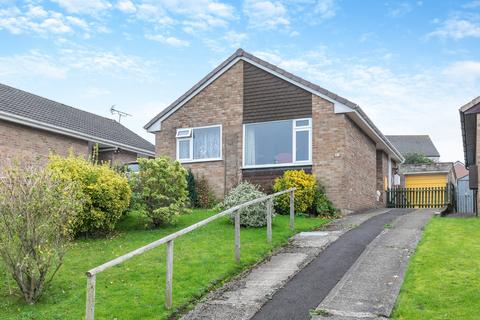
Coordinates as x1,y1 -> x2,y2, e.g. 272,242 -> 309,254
376,150 -> 389,205
98,149 -> 139,166
0,119 -> 89,171
155,61 -> 244,199
311,95 -> 347,211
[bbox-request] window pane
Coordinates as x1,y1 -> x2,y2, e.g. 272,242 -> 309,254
193,126 -> 220,159
295,119 -> 310,127
245,120 -> 292,166
178,140 -> 190,159
176,129 -> 191,138
296,130 -> 309,161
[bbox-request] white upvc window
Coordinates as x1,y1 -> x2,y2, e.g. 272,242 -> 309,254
176,124 -> 222,163
243,118 -> 312,168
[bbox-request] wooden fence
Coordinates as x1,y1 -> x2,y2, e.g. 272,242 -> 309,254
386,185 -> 452,208
84,188 -> 296,320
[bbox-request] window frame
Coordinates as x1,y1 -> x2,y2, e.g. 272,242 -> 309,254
176,124 -> 222,163
242,118 -> 312,169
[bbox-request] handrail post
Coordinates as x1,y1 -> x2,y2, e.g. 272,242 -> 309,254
86,274 -> 96,320
289,190 -> 295,231
235,210 -> 240,263
165,240 -> 174,309
266,199 -> 273,243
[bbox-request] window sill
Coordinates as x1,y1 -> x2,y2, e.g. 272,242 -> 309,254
241,162 -> 312,170
178,158 -> 223,164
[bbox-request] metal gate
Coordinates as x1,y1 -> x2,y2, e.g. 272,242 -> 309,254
456,177 -> 474,213
386,185 -> 452,208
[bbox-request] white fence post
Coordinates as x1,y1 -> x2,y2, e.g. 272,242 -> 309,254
289,190 -> 295,231
235,210 -> 240,263
266,199 -> 273,243
86,274 -> 96,320
165,240 -> 174,309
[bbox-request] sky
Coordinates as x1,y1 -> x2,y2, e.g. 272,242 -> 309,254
1,0 -> 479,162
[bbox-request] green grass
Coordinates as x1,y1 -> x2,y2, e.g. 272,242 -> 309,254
392,217 -> 480,320
0,209 -> 328,319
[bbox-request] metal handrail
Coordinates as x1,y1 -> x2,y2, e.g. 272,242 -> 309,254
85,188 -> 296,319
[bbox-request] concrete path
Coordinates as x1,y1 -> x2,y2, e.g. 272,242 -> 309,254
181,209 -> 390,320
311,209 -> 435,320
251,209 -> 413,320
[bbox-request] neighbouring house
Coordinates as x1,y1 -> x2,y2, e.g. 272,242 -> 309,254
386,134 -> 455,189
385,135 -> 440,162
144,49 -> 404,213
454,160 -> 469,179
0,83 -> 155,169
459,96 -> 480,213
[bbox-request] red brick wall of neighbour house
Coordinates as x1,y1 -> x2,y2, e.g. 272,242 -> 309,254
344,117 -> 377,211
155,61 -> 244,199
376,150 -> 389,206
0,119 -> 89,172
311,95 -> 347,212
98,149 -> 139,166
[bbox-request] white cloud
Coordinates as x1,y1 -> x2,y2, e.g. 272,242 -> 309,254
85,87 -> 111,97
0,4 -> 90,36
443,60 -> 480,81
314,0 -> 337,20
52,0 -> 112,14
428,17 -> 480,40
0,51 -> 68,79
463,1 -> 480,8
117,0 -> 136,13
145,34 -> 190,47
243,0 -> 289,29
386,2 -> 413,17
224,30 -> 248,47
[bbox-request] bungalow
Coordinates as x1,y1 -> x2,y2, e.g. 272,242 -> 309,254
145,49 -> 404,213
0,83 -> 155,169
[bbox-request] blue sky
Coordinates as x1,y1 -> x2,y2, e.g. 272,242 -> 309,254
1,0 -> 479,161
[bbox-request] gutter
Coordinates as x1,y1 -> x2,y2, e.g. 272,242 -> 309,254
0,111 -> 155,157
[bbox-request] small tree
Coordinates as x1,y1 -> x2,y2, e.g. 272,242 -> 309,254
186,169 -> 197,207
131,157 -> 189,226
0,163 -> 82,304
403,153 -> 434,164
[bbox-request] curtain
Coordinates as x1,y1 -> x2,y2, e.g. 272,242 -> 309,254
193,127 -> 220,159
245,126 -> 256,165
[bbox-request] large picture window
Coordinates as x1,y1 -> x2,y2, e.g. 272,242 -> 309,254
176,125 -> 221,162
244,118 -> 311,168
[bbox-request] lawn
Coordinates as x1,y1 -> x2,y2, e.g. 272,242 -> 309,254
0,209 -> 328,319
393,217 -> 480,320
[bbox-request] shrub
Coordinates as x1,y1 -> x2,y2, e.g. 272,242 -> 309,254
131,157 -> 189,226
195,175 -> 217,208
186,169 -> 197,208
48,154 -> 131,236
220,182 -> 272,227
312,184 -> 338,217
273,170 -> 316,214
403,153 -> 434,164
0,162 -> 82,304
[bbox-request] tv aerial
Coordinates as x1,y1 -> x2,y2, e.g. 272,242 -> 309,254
110,105 -> 131,123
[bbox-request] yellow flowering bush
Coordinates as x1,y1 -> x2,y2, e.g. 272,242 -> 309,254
48,154 -> 131,236
273,170 -> 316,214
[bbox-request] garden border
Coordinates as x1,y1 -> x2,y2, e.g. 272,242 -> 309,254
84,188 -> 296,320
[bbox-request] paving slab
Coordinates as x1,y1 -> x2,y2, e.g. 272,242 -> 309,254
312,209 -> 435,320
181,209 -> 391,320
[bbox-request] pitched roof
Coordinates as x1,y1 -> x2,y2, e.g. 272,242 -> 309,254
0,83 -> 155,155
144,48 -> 403,162
454,161 -> 469,179
385,135 -> 440,158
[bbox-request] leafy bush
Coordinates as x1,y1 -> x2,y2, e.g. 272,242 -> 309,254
186,169 -> 197,207
0,162 -> 82,304
131,157 -> 189,226
273,170 -> 316,214
403,153 -> 434,164
219,182 -> 271,227
312,184 -> 338,217
48,154 -> 131,236
195,175 -> 217,208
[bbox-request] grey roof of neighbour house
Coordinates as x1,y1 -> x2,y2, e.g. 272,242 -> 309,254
0,83 -> 155,155
385,135 -> 440,158
144,48 -> 404,161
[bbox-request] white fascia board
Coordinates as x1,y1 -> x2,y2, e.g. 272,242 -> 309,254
145,56 -> 355,132
0,111 -> 155,157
